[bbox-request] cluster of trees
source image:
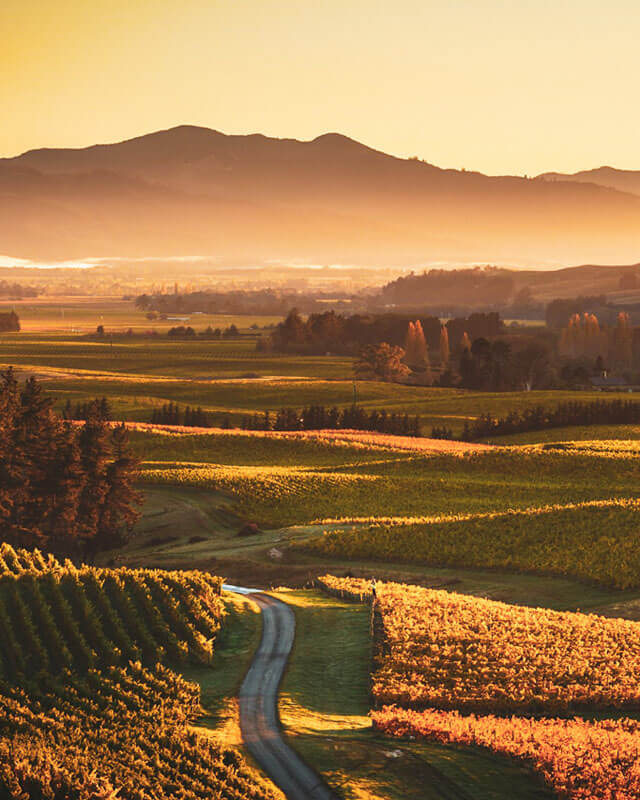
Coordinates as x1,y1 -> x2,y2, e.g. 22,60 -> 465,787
459,337 -> 553,391
269,309 -> 502,356
168,324 -> 240,338
558,311 -> 634,370
459,399 -> 640,440
62,397 -> 112,421
135,288 -> 353,316
378,267 -> 515,308
0,370 -> 140,557
239,405 -> 421,436
545,295 -> 608,329
151,402 -> 213,427
0,281 -> 38,299
0,311 -> 20,332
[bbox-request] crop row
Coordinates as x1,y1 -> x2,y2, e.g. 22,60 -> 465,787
0,546 -> 224,681
373,706 -> 640,800
303,497 -> 640,589
318,576 -> 640,713
0,661 -> 277,800
0,545 -> 277,799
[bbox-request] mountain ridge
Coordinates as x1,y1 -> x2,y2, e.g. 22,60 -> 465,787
2,125 -> 640,265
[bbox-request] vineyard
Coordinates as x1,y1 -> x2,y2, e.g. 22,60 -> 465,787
133,433 -> 640,532
318,576 -> 640,713
0,544 -> 279,800
318,575 -> 640,799
301,497 -> 640,589
373,708 -> 640,800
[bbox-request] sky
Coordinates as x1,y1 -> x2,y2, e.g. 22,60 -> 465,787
2,0 -> 639,175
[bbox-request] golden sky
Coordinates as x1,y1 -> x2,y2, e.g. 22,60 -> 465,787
2,0 -> 638,174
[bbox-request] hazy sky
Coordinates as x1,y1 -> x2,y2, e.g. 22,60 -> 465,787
2,0 -> 639,174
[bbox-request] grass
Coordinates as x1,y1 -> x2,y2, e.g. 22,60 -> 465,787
486,423 -> 640,445
275,589 -> 553,799
0,297 -> 282,333
116,427 -> 640,593
2,316 -> 637,432
182,592 -> 263,748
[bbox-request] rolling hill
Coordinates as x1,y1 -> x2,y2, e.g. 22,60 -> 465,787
537,166 -> 640,198
2,125 -> 640,265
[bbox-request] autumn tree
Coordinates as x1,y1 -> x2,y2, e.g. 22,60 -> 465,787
439,325 -> 450,367
355,343 -> 410,383
404,321 -> 432,385
611,312 -> 633,370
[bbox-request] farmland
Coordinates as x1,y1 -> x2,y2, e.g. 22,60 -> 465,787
0,545 -> 279,798
6,299 -> 640,798
319,575 -> 640,799
1,299 -> 637,432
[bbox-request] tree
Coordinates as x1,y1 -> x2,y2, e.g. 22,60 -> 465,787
404,321 -> 432,385
405,321 -> 427,368
439,325 -> 450,367
91,424 -> 141,555
0,372 -> 141,557
611,311 -> 633,369
272,309 -> 307,351
354,343 -> 410,383
0,311 -> 20,332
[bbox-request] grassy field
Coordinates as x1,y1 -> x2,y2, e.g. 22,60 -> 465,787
105,426 -> 640,595
131,430 -> 640,527
0,296 -> 282,333
183,592 -> 266,749
2,300 -> 637,432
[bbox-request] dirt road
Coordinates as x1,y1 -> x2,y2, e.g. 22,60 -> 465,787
224,586 -> 338,800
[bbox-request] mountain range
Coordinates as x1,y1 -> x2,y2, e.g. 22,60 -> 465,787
1,125 -> 639,266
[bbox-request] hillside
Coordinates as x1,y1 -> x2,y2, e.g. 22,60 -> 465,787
537,166 -> 640,198
0,545 -> 279,799
3,125 -> 640,265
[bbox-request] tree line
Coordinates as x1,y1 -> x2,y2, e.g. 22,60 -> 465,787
0,281 -> 38,299
151,402 -> 214,427
168,324 -> 240,338
0,370 -> 140,558
267,309 -> 502,356
63,397 -> 112,421
449,399 -> 640,440
135,288 -> 353,316
239,405 -> 421,436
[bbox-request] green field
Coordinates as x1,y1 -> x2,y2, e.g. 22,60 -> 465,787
2,330 -> 634,431
0,297 -> 282,333
1,298 -> 636,433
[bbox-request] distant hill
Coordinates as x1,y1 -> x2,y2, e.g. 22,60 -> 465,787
376,263 -> 640,309
537,166 -> 640,198
2,125 -> 640,265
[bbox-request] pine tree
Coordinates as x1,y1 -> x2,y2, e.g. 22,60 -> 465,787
90,424 -> 142,556
77,410 -> 112,551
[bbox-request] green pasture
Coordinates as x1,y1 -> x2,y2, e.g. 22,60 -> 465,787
0,297 -> 282,334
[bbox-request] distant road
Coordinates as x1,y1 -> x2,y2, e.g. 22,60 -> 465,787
224,585 -> 338,800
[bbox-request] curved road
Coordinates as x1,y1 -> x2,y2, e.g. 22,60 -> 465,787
223,585 -> 339,800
